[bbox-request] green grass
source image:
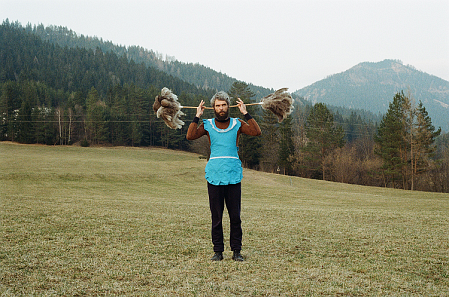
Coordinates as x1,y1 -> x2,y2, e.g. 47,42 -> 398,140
1,142 -> 448,296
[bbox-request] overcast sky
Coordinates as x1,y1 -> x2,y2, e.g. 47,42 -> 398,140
2,0 -> 449,91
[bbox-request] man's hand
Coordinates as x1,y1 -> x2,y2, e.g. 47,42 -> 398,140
237,98 -> 248,115
196,100 -> 205,118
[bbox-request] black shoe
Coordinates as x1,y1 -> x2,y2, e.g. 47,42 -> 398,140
232,250 -> 244,261
211,252 -> 223,261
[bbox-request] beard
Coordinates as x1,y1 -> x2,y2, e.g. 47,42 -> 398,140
214,109 -> 229,121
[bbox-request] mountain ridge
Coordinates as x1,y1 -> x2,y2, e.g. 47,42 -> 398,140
20,22 -> 275,99
293,59 -> 449,131
3,21 -> 448,130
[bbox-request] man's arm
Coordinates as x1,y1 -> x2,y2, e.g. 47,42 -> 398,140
186,117 -> 207,140
186,100 -> 207,140
236,98 -> 261,136
239,114 -> 262,136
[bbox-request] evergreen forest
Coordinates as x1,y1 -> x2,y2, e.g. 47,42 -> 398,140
1,21 -> 448,193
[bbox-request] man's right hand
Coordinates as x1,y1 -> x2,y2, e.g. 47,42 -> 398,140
196,100 -> 205,118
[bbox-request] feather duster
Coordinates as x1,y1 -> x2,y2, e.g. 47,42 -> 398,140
153,87 -> 185,129
153,87 -> 294,129
259,88 -> 294,122
230,88 -> 294,122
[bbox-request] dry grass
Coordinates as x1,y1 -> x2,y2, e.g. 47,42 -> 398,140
1,142 -> 448,296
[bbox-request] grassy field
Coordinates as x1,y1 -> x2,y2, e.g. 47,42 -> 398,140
1,142 -> 448,296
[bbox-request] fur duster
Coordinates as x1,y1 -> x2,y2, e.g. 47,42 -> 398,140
153,87 -> 185,129
260,88 -> 294,122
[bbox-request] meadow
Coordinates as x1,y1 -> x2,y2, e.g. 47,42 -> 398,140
1,142 -> 448,296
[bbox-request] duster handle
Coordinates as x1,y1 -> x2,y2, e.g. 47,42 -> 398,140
229,102 -> 263,108
180,106 -> 214,110
181,102 -> 262,110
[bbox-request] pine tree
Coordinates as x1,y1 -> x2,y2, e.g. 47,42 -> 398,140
375,92 -> 407,188
109,85 -> 129,145
278,115 -> 294,174
375,92 -> 441,190
412,101 -> 441,188
227,81 -> 256,118
259,108 -> 279,172
16,98 -> 34,143
401,92 -> 415,189
129,86 -> 146,146
227,81 -> 256,102
85,87 -> 108,144
0,81 -> 21,141
302,103 -> 345,180
16,82 -> 39,144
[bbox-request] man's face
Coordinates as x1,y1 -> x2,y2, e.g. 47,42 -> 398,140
214,99 -> 229,120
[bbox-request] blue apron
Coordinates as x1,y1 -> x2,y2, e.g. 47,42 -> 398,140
203,118 -> 242,185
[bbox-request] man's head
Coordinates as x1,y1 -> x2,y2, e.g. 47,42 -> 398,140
210,91 -> 230,121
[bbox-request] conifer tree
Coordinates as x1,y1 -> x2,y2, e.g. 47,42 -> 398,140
302,103 -> 345,180
85,87 -> 108,144
0,81 -> 21,141
129,86 -> 149,146
375,92 -> 407,187
375,92 -> 441,189
412,101 -> 441,188
109,85 -> 129,145
278,115 -> 294,174
227,81 -> 255,118
16,82 -> 39,144
16,96 -> 34,143
259,108 -> 279,172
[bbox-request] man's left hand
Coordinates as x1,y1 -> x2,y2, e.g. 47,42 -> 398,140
236,98 -> 247,115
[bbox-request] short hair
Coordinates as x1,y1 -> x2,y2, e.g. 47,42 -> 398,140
210,91 -> 230,107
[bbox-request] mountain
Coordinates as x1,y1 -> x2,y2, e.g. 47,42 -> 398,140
23,23 -> 274,99
4,22 -> 445,130
293,59 -> 449,131
0,21 -> 212,99
1,21 -> 223,147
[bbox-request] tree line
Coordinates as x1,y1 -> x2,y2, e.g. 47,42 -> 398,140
188,82 -> 447,193
0,21 -> 213,148
21,21 -> 273,100
1,21 -> 448,193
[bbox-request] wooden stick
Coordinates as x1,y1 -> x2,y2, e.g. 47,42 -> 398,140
180,106 -> 214,110
229,102 -> 263,108
181,102 -> 263,110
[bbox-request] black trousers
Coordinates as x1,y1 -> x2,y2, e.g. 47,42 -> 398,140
207,182 -> 242,252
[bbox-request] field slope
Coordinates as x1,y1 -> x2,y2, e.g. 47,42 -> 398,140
1,142 -> 448,296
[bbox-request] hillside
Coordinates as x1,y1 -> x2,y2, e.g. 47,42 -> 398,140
19,22 -> 391,120
0,21 -> 217,148
0,21 -> 212,99
3,21 -> 388,120
23,23 -> 274,99
294,59 -> 449,131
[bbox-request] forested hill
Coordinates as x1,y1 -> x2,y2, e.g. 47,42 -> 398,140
0,21 -> 212,99
21,22 -> 274,99
2,21 -> 448,193
0,21 -> 218,148
293,59 -> 449,131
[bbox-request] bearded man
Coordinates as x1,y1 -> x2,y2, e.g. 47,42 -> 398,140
186,91 -> 261,261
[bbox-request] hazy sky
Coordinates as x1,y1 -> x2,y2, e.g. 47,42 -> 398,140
2,0 -> 449,91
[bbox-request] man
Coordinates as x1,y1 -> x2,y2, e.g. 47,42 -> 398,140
186,91 -> 261,261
